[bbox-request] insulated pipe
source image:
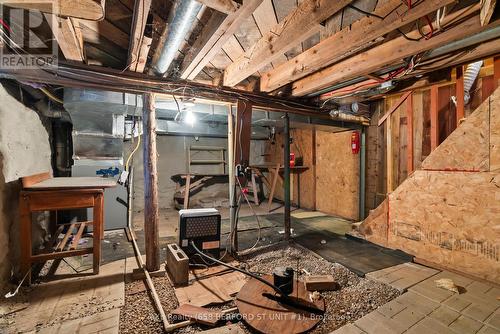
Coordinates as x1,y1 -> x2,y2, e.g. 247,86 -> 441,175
452,60 -> 483,106
152,0 -> 202,75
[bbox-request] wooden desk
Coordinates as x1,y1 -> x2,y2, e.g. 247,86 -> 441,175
20,175 -> 116,283
250,164 -> 309,212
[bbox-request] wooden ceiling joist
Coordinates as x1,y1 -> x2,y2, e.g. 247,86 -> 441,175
222,0 -> 355,87
127,0 -> 152,73
79,19 -> 130,50
180,0 -> 264,81
292,4 -> 495,96
45,14 -> 84,62
260,0 -> 458,93
5,0 -> 105,21
195,0 -> 239,14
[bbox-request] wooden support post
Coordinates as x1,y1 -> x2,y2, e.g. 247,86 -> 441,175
406,92 -> 414,174
386,110 -> 393,193
143,93 -> 160,272
456,66 -> 465,124
430,85 -> 439,151
494,56 -> 500,89
283,113 -> 291,240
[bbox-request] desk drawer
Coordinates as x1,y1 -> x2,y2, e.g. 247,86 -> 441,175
25,192 -> 96,211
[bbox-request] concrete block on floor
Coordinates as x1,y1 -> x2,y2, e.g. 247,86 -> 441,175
366,263 -> 439,292
354,311 -> 407,334
409,280 -> 456,303
478,325 -> 500,334
429,305 -> 461,326
330,323 -> 367,334
390,306 -> 425,329
443,295 -> 473,312
462,303 -> 499,323
396,291 -> 440,315
486,312 -> 500,330
449,315 -> 484,334
377,299 -> 407,318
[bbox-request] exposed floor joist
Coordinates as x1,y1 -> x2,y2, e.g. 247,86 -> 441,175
259,0 -> 458,92
45,14 -> 85,63
222,0 -> 355,87
5,0 -> 105,20
180,0 -> 264,81
292,5 -> 495,96
196,0 -> 239,14
127,0 -> 152,73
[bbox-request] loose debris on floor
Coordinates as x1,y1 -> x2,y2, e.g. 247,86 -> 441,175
119,244 -> 401,333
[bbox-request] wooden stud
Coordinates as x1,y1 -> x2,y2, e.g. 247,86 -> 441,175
378,92 -> 412,126
56,222 -> 76,251
45,14 -> 85,62
494,55 -> 500,89
430,85 -> 439,151
386,100 -> 393,193
480,0 -> 497,26
195,0 -> 239,14
93,193 -> 103,274
406,92 -> 414,174
143,93 -> 160,272
183,175 -> 191,209
456,66 -> 465,124
70,222 -> 86,250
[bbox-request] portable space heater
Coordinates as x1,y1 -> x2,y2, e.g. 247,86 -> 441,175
178,208 -> 221,259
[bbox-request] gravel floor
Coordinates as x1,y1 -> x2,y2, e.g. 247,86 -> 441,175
119,244 -> 400,334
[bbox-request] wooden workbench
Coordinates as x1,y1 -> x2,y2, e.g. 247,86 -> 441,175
250,164 -> 309,212
20,173 -> 116,283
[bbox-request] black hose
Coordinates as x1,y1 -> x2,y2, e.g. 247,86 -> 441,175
190,241 -> 284,295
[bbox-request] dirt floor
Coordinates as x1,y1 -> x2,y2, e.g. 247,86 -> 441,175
119,244 -> 400,334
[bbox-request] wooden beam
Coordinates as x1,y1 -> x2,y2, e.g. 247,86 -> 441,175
430,85 -> 439,151
143,93 -> 160,271
79,19 -> 130,50
322,39 -> 500,99
260,0 -> 458,92
494,55 -> 500,89
292,5 -> 489,96
456,65 -> 465,123
5,0 -> 105,21
180,0 -> 264,80
45,14 -> 84,62
406,92 -> 414,174
195,0 -> 239,14
127,0 -> 152,72
378,91 -> 412,126
223,0 -> 353,87
386,105 -> 393,193
480,0 -> 497,26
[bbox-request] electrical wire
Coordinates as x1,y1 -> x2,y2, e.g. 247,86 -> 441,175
234,176 -> 262,255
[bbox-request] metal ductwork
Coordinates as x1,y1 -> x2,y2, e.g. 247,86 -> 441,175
452,60 -> 483,107
152,0 -> 202,76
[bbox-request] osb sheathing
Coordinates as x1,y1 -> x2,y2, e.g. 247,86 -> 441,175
360,87 -> 500,283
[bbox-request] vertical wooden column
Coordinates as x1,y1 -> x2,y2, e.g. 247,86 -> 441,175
430,85 -> 439,151
386,106 -> 393,193
142,93 -> 160,271
283,113 -> 291,240
494,56 -> 500,89
456,66 -> 465,124
406,92 -> 414,174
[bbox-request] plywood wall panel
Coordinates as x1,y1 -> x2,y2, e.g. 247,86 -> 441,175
316,130 -> 359,220
388,170 -> 500,283
491,87 -> 500,172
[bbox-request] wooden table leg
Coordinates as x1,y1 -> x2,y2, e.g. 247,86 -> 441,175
267,165 -> 280,212
93,193 -> 103,275
184,175 -> 191,209
19,193 -> 32,285
251,171 -> 259,205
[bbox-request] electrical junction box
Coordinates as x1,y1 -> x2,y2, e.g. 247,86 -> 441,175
178,208 -> 221,259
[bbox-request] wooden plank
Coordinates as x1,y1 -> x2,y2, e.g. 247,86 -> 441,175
292,5 -> 489,96
378,92 -> 412,126
456,66 -> 465,124
406,92 -> 414,174
183,176 -> 191,209
413,91 -> 424,169
196,0 -> 238,14
70,222 -> 86,250
79,19 -> 130,50
495,56 -> 500,89
386,98 -> 394,193
430,85 -> 439,151
127,0 -> 152,72
480,0 -> 497,26
25,177 -> 116,189
5,0 -> 105,20
56,222 -> 76,251
223,0 -> 353,87
45,15 -> 85,62
171,304 -> 222,326
21,172 -> 51,188
180,0 -> 264,80
260,0 -> 458,92
490,87 -> 500,172
143,93 -> 160,272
